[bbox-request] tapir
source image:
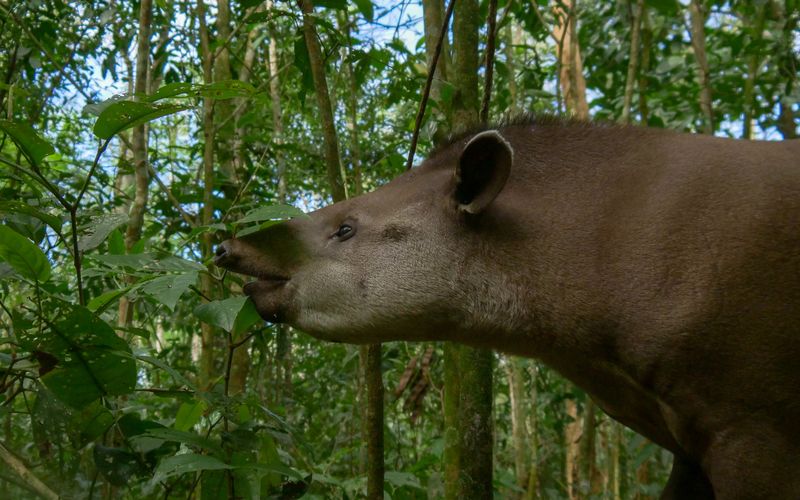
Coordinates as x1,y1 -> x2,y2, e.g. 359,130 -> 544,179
215,116 -> 800,499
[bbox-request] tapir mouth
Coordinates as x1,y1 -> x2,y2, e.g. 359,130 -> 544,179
242,276 -> 290,323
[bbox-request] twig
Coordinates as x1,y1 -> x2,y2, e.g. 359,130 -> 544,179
405,0 -> 456,171
480,0 -> 499,124
0,441 -> 58,500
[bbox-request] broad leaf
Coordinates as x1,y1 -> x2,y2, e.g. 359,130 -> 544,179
78,213 -> 129,251
193,296 -> 255,332
139,271 -> 198,311
93,101 -> 191,139
174,399 -> 207,431
0,120 -> 55,167
0,201 -> 62,231
235,204 -> 307,225
0,225 -> 51,281
38,306 -> 137,409
151,454 -> 232,484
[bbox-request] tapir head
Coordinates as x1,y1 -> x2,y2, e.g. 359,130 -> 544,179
215,131 -> 513,343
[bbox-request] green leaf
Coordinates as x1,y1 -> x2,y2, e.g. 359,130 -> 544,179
93,101 -> 191,139
78,213 -> 129,251
0,120 -> 55,167
0,201 -> 62,231
135,353 -> 194,388
151,454 -> 232,484
38,306 -> 137,409
198,80 -> 256,100
174,399 -> 207,431
293,32 -> 314,98
94,445 -> 148,486
142,428 -> 221,454
193,296 -> 253,333
147,82 -> 195,101
108,228 -> 125,254
353,0 -> 374,21
0,225 -> 51,281
232,298 -> 261,336
385,471 -> 424,490
314,0 -> 347,8
139,271 -> 198,311
235,204 -> 307,225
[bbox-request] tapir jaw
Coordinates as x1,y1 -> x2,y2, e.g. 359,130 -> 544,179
242,278 -> 291,323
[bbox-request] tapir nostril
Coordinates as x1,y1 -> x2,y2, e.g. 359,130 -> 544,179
214,241 -> 232,265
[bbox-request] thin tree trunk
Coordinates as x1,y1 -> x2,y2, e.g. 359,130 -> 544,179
197,0 -> 216,390
776,1 -> 798,140
525,363 -> 539,500
298,2 -> 382,496
443,344 -> 460,500
565,399 -> 580,500
447,0 -> 494,497
505,23 -> 522,114
506,358 -> 529,495
227,4 -> 262,397
298,0 -> 346,202
742,4 -> 767,139
637,8 -> 652,125
621,0 -> 645,124
688,0 -> 714,134
422,0 -> 452,139
119,0 -> 153,328
266,0 -> 292,404
553,0 -> 589,119
609,422 -> 622,500
339,12 -> 363,195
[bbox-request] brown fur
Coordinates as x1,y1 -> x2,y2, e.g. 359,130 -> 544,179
217,120 -> 800,499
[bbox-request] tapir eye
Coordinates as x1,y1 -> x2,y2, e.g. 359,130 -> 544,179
334,223 -> 355,241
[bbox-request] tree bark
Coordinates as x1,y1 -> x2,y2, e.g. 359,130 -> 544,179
266,0 -> 292,405
637,8 -> 652,125
298,2 -> 382,495
506,358 -> 529,495
197,0 -> 216,390
553,0 -> 589,119
688,0 -> 714,134
447,2 -> 494,498
742,4 -> 767,139
422,0 -> 452,138
298,0 -> 346,202
621,0 -> 645,124
118,0 -> 153,328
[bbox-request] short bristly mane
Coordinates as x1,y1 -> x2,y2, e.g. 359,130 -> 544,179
428,113 -> 613,159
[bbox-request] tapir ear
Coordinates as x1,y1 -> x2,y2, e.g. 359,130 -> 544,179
455,130 -> 513,214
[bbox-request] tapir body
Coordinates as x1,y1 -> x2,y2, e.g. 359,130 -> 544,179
216,117 -> 800,499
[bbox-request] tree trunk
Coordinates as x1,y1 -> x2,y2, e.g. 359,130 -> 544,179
776,1 -> 798,140
637,8 -> 652,125
525,363 -> 539,500
443,344 -> 460,500
688,0 -> 714,134
298,2 -> 382,496
505,358 -> 529,495
266,0 -> 292,405
621,0 -> 644,124
742,4 -> 767,139
422,0 -> 452,139
227,2 -> 262,397
118,0 -> 153,328
298,0 -> 346,202
564,399 -> 580,500
553,0 -> 589,119
197,0 -> 216,390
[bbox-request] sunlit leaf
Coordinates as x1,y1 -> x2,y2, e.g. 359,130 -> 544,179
93,101 -> 191,139
0,225 -> 51,281
193,296 -> 253,332
78,213 -> 129,251
0,120 -> 55,167
150,453 -> 232,484
139,271 -> 198,311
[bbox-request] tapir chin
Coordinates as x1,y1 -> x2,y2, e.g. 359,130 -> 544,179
215,116 -> 800,499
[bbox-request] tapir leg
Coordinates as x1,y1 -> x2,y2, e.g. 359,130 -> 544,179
660,455 -> 714,500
